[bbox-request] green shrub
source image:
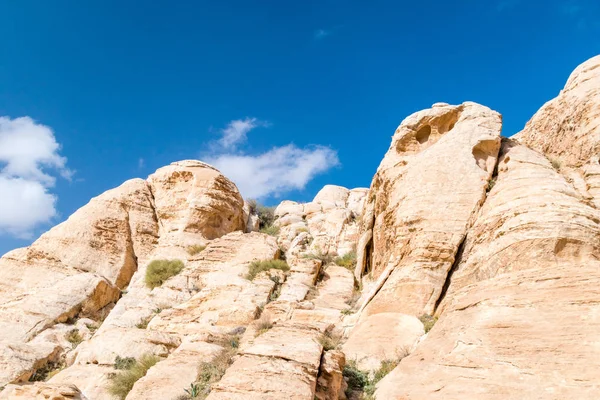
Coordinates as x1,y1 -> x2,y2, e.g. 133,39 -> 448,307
259,225 -> 280,236
187,244 -> 206,256
65,329 -> 83,347
114,356 -> 136,370
255,203 -> 275,228
343,362 -> 368,394
108,354 -> 161,399
363,359 -> 402,396
419,314 -> 438,333
145,259 -> 184,288
135,317 -> 151,329
341,308 -> 354,316
334,251 -> 357,270
245,259 -> 289,281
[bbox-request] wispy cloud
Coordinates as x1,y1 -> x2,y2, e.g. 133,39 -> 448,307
0,116 -> 72,238
204,118 -> 339,199
138,158 -> 145,169
314,29 -> 331,40
216,117 -> 269,150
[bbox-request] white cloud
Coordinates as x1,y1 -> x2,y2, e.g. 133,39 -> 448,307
0,116 -> 71,238
218,117 -> 263,150
206,144 -> 339,199
314,29 -> 331,40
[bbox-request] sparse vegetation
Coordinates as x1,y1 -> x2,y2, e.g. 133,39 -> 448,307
318,331 -> 342,351
135,316 -> 151,329
269,276 -> 282,302
108,354 -> 161,399
343,361 -> 368,397
487,176 -> 497,192
419,314 -> 438,333
255,315 -> 274,337
245,259 -> 290,281
549,156 -> 562,171
187,244 -> 206,256
343,356 -> 407,399
114,356 -> 136,370
303,249 -> 336,266
65,329 -> 83,347
184,333 -> 240,399
341,308 -> 354,316
259,224 -> 280,236
335,250 -> 357,270
145,259 -> 184,289
29,359 -> 66,382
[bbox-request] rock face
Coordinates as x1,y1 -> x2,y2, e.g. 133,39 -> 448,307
3,56 -> 600,400
515,55 -> 600,168
355,102 -> 502,316
0,161 -> 245,389
275,185 -> 368,258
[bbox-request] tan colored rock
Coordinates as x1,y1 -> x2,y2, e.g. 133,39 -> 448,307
126,338 -> 222,400
439,140 -> 600,308
357,102 -> 501,316
275,186 -> 367,258
515,55 -> 600,168
72,328 -> 179,365
375,265 -> 600,400
0,341 -> 59,385
208,325 -> 323,400
49,365 -> 115,400
342,313 -> 423,371
0,383 -> 86,400
148,160 -> 245,250
315,350 -> 346,400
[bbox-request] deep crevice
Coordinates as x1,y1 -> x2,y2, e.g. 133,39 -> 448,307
433,233 -> 467,313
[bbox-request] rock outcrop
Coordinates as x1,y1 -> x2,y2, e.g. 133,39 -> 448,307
3,55 -> 600,400
355,102 -> 502,316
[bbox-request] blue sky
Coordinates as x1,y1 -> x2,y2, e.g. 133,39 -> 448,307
1,0 -> 599,255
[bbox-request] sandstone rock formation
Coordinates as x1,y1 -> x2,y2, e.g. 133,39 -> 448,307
355,102 -> 502,316
3,55 -> 600,400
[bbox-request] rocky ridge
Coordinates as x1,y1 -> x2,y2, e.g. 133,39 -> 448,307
1,55 -> 600,399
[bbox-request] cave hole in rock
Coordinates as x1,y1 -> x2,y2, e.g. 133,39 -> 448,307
416,125 -> 432,144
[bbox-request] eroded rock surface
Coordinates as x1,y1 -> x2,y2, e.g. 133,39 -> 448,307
356,102 -> 502,316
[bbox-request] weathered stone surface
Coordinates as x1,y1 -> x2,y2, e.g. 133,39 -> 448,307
72,328 -> 179,365
356,102 -> 501,317
0,383 -> 86,400
375,265 -> 600,400
315,350 -> 346,400
148,160 -> 245,250
515,55 -> 600,168
0,341 -> 59,385
439,140 -> 600,308
48,365 -> 115,400
126,338 -> 222,400
342,313 -> 423,371
275,186 -> 368,257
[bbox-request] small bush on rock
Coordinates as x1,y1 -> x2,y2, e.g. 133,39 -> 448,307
145,259 -> 184,288
65,329 -> 83,347
318,331 -> 342,351
245,259 -> 289,281
419,314 -> 438,333
114,356 -> 136,370
259,225 -> 280,236
334,251 -> 357,270
108,354 -> 160,399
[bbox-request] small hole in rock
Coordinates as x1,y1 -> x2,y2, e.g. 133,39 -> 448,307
416,125 -> 431,144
